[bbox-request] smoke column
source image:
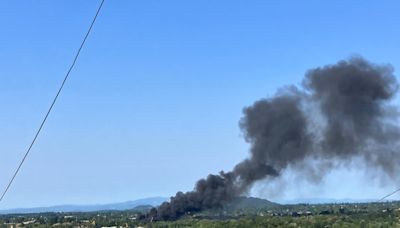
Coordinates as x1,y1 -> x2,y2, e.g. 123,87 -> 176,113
148,57 -> 400,220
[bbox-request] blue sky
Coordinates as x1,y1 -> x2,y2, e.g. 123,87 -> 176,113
1,0 -> 400,209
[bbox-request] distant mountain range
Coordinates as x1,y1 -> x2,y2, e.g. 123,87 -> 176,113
0,196 -> 381,215
0,197 -> 168,214
276,198 -> 378,204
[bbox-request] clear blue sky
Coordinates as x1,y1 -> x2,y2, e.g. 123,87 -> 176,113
1,0 -> 400,209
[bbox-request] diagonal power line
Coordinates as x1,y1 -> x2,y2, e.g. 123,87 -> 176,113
378,187 -> 400,202
0,0 -> 105,203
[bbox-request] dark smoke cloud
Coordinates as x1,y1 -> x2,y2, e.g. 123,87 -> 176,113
304,58 -> 399,156
239,92 -> 312,172
148,57 -> 400,220
303,58 -> 400,177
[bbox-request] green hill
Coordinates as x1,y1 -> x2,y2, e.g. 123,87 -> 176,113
197,197 -> 280,217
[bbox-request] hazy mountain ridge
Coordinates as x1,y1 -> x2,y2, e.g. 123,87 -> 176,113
277,198 -> 379,204
0,197 -> 168,214
0,196 -> 381,215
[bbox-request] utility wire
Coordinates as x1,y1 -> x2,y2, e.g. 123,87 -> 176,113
378,187 -> 400,202
0,0 -> 105,203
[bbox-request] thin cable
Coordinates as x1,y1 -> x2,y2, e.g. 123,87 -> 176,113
0,0 -> 105,203
378,187 -> 400,202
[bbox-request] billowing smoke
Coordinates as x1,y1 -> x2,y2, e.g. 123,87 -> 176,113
303,58 -> 400,176
148,57 -> 400,220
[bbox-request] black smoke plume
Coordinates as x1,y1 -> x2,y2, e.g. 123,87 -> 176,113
148,57 -> 400,220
